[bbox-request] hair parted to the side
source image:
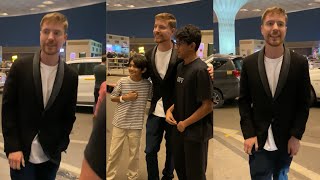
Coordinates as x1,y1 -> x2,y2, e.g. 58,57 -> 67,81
175,24 -> 202,51
155,13 -> 177,29
40,12 -> 68,33
261,7 -> 288,25
129,54 -> 149,79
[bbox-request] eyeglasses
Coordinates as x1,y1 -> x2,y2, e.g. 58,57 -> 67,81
175,41 -> 187,47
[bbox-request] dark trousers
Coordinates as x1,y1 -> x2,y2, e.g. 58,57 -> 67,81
94,87 -> 100,104
249,149 -> 293,180
145,114 -> 174,180
10,160 -> 59,180
172,127 -> 209,180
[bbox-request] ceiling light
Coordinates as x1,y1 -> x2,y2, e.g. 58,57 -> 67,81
106,3 -> 109,6
114,4 -> 122,7
240,9 -> 248,12
157,0 -> 162,3
43,1 -> 54,5
252,9 -> 261,12
308,3 -> 314,5
127,5 -> 135,8
37,4 -> 47,8
30,8 -> 36,11
1,13 -> 8,16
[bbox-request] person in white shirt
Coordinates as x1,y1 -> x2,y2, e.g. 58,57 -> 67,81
2,12 -> 78,180
239,7 -> 311,180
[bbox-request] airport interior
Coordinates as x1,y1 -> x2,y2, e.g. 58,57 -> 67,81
0,0 -> 320,179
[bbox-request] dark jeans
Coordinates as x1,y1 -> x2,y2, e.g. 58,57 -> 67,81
249,149 -> 293,180
10,160 -> 60,180
172,127 -> 209,180
145,114 -> 174,180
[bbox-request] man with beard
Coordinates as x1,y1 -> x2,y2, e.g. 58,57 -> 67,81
2,12 -> 78,180
145,13 -> 213,180
239,7 -> 311,180
144,13 -> 177,180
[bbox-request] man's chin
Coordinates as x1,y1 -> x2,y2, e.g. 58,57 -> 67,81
42,49 -> 59,56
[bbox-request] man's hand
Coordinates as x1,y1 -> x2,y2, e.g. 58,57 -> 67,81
207,64 -> 214,80
288,136 -> 300,157
165,109 -> 177,125
177,121 -> 186,132
8,151 -> 25,170
244,136 -> 258,155
123,91 -> 138,101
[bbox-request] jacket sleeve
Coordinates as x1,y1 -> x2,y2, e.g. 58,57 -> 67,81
60,70 -> 78,152
239,59 -> 256,139
291,57 -> 310,140
1,61 -> 22,154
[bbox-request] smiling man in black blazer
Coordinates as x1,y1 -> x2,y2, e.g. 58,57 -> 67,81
239,7 -> 311,180
2,12 -> 78,180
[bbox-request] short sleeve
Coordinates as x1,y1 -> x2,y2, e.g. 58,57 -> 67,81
84,97 -> 106,179
110,79 -> 122,98
196,68 -> 213,102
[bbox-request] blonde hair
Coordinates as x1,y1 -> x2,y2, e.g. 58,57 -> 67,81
155,13 -> 177,29
261,7 -> 288,25
40,12 -> 68,33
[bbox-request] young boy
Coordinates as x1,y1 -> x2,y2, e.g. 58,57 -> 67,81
107,54 -> 152,180
165,24 -> 213,180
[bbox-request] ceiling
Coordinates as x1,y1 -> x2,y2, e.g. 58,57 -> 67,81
106,0 -> 201,11
231,0 -> 320,20
0,0 -> 105,17
0,0 -> 319,19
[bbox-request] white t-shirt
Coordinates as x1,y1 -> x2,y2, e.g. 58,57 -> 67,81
153,48 -> 172,117
29,62 -> 58,164
263,55 -> 283,151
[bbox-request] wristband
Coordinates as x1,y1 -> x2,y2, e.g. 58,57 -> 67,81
119,96 -> 125,103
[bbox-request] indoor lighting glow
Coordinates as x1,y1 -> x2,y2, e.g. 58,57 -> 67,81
114,4 -> 122,7
43,1 -> 54,5
240,9 -> 248,12
1,13 -> 8,16
37,4 -> 47,8
252,9 -> 261,12
214,0 -> 249,54
127,5 -> 135,8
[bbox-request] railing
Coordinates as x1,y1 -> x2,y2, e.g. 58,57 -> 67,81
107,58 -> 130,76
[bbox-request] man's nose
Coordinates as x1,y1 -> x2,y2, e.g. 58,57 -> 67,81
48,31 -> 55,39
272,23 -> 279,30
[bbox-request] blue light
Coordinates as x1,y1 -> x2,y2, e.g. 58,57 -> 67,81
213,0 -> 248,54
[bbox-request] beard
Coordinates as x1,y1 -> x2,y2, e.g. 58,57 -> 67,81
41,44 -> 59,56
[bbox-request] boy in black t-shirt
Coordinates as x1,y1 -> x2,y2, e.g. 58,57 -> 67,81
165,24 -> 213,180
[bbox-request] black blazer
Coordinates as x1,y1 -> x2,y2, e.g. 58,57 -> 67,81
239,47 -> 311,150
2,51 -> 78,164
145,44 -> 182,114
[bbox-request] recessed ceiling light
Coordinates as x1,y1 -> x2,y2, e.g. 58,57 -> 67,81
252,9 -> 261,12
43,1 -> 54,5
106,3 -> 109,6
308,3 -> 314,5
1,13 -> 8,16
240,9 -> 248,12
157,0 -> 162,3
30,8 -> 36,10
127,5 -> 135,8
114,4 -> 122,7
37,4 -> 47,8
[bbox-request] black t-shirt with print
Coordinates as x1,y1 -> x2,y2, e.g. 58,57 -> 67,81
173,58 -> 213,142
